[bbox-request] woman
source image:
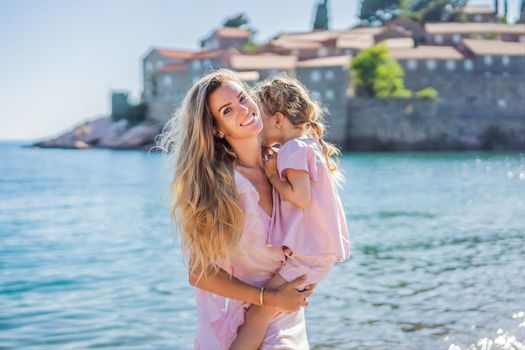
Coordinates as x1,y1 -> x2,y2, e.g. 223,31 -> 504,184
159,69 -> 315,349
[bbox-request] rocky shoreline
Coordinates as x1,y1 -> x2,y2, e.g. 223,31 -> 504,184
33,116 -> 164,151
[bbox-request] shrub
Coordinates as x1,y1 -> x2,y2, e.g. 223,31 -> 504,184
416,87 -> 439,100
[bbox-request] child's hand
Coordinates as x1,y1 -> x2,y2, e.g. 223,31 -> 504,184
263,155 -> 278,180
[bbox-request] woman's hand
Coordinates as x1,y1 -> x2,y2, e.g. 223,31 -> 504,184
264,275 -> 316,312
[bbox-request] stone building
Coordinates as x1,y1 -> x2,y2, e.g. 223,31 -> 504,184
143,48 -> 239,122
387,17 -> 426,43
201,27 -> 251,50
390,45 -> 466,98
138,21 -> 525,147
264,30 -> 344,59
229,53 -> 297,80
296,55 -> 351,144
459,39 -> 525,74
425,23 -> 525,45
460,5 -> 498,23
142,48 -> 194,103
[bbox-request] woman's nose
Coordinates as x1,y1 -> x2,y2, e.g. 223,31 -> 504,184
237,103 -> 249,115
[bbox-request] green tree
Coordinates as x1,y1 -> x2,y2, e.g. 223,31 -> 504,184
223,13 -> 249,28
415,87 -> 439,100
218,13 -> 259,53
360,0 -> 469,23
521,0 -> 525,23
374,61 -> 411,98
351,44 -> 391,96
409,0 -> 468,22
359,0 -> 402,24
313,0 -> 330,30
351,44 -> 412,98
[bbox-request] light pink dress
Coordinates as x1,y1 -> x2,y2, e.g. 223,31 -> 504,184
269,137 -> 350,289
193,171 -> 310,350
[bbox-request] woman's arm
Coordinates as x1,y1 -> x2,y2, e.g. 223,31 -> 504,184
264,158 -> 311,208
189,267 -> 313,311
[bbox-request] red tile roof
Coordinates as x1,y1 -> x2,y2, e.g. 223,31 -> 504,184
461,5 -> 494,14
158,63 -> 187,73
230,54 -> 297,70
462,39 -> 525,56
215,27 -> 251,38
425,23 -> 525,34
154,49 -> 194,59
390,45 -> 465,60
297,55 -> 351,68
192,48 -> 238,59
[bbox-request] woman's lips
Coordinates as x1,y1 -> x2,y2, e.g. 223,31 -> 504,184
240,114 -> 256,127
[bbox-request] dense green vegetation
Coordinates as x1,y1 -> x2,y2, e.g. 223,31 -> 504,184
351,44 -> 439,100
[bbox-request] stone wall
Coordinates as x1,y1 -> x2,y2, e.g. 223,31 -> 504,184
345,97 -> 525,151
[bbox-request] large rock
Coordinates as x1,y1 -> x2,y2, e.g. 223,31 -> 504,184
33,116 -> 164,151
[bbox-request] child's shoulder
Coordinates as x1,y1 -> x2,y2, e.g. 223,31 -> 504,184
280,137 -> 320,154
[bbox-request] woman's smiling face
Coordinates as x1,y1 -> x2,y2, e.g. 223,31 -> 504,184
208,81 -> 262,140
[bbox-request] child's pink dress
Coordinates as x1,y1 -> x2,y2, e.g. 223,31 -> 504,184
269,137 -> 350,289
193,171 -> 310,349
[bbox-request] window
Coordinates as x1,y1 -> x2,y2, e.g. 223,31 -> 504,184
145,62 -> 153,71
501,56 -> 510,66
325,70 -> 335,80
311,90 -> 322,101
156,61 -> 164,69
192,60 -> 201,70
163,75 -> 172,86
484,55 -> 493,66
446,60 -> 456,71
310,70 -> 321,82
434,34 -> 443,44
325,89 -> 335,100
474,14 -> 482,22
407,59 -> 418,70
426,59 -> 437,70
318,48 -> 329,56
452,34 -> 461,44
464,60 -> 473,71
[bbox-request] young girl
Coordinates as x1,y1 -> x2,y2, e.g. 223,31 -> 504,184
230,75 -> 350,350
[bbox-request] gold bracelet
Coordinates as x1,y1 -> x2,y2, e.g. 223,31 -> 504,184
259,287 -> 265,306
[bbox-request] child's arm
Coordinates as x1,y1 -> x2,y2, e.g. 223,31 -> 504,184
263,158 -> 311,208
189,267 -> 312,311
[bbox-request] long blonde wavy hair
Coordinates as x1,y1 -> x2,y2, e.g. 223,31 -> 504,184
256,74 -> 342,180
157,69 -> 252,280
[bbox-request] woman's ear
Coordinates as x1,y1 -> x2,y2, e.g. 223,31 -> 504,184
274,112 -> 284,129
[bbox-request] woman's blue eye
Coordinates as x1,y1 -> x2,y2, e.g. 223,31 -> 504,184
240,95 -> 247,102
223,107 -> 232,115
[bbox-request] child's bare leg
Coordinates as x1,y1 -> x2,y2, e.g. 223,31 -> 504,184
229,274 -> 288,350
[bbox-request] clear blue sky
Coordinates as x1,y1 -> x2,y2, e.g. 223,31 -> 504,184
0,0 -> 521,141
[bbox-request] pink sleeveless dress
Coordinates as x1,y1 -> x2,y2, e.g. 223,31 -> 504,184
193,170 -> 310,349
269,137 -> 350,289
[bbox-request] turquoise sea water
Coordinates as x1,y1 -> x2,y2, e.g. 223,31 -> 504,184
1,141 -> 524,350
